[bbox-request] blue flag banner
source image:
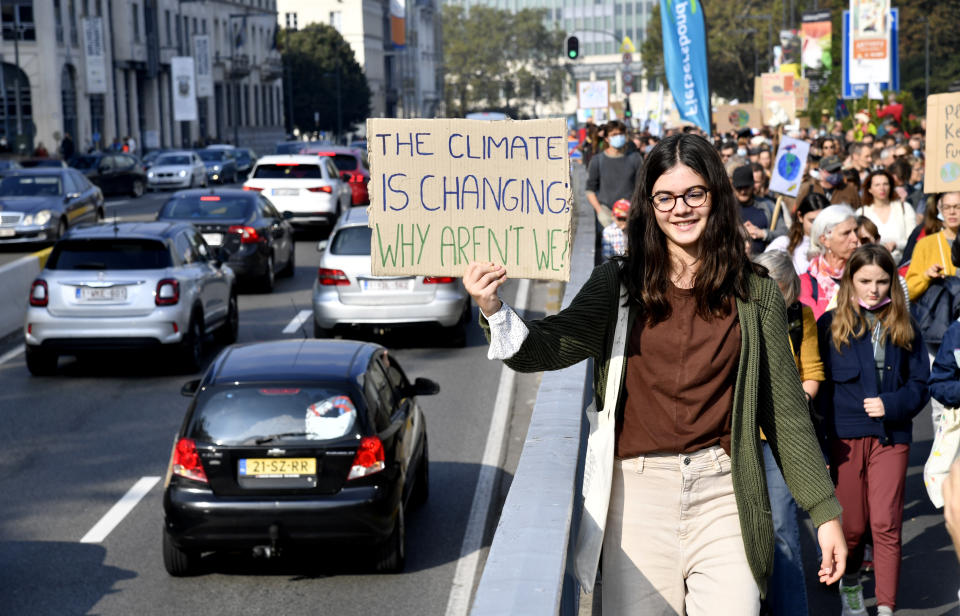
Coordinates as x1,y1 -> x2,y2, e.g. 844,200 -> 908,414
659,0 -> 711,135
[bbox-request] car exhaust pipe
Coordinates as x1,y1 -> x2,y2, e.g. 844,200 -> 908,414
252,524 -> 282,559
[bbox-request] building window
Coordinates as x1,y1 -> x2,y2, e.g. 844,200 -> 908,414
132,3 -> 140,42
201,19 -> 206,35
68,0 -> 78,45
244,84 -> 250,126
54,0 -> 64,44
284,12 -> 296,31
165,10 -> 171,46
95,0 -> 101,17
329,11 -> 341,32
2,1 -> 37,41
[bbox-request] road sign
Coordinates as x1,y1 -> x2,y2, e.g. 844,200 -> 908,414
622,52 -> 632,64
623,85 -> 633,94
623,72 -> 633,84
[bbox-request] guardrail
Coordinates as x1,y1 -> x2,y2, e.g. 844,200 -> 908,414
470,165 -> 594,615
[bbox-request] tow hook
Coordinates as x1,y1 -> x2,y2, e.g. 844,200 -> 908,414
252,524 -> 281,559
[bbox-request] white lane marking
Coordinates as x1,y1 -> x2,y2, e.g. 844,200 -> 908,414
283,310 -> 313,334
444,277 -> 531,616
0,344 -> 24,365
80,476 -> 161,543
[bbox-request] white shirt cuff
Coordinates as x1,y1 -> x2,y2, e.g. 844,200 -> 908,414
484,301 -> 529,360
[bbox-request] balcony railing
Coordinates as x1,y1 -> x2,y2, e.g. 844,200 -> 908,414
261,57 -> 282,81
228,54 -> 250,78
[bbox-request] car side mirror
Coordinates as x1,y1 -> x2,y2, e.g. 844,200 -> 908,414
181,379 -> 201,396
65,192 -> 80,200
317,239 -> 328,252
405,377 -> 440,397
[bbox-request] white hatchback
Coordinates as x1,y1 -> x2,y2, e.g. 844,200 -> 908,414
242,155 -> 351,228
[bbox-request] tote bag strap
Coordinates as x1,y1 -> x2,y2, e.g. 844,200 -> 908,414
602,284 -> 630,414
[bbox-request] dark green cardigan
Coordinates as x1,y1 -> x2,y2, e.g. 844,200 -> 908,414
482,260 -> 842,594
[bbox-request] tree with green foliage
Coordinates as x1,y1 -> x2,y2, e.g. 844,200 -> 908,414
279,24 -> 371,138
443,6 -> 567,118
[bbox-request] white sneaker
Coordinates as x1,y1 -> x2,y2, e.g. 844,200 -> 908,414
839,581 -> 867,616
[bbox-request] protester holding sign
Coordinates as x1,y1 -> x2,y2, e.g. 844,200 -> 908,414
465,133 -> 845,615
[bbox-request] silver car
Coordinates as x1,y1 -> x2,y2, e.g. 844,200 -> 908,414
147,151 -> 208,190
24,221 -> 238,375
311,207 -> 471,345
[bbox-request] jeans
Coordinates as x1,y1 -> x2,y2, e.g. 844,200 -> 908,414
762,442 -> 809,616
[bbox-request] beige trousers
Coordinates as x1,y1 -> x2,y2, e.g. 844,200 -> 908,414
601,446 -> 761,616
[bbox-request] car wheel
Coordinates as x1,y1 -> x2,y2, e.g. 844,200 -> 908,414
260,254 -> 275,293
53,218 -> 68,241
375,507 -> 405,573
25,345 -> 57,376
279,244 -> 295,278
163,528 -> 200,577
131,179 -> 145,198
411,435 -> 429,508
313,318 -> 332,338
214,294 -> 239,345
179,313 -> 204,373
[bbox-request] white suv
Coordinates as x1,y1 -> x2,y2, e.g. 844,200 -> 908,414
242,155 -> 351,228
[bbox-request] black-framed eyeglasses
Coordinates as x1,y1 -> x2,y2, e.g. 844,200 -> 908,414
650,186 -> 710,212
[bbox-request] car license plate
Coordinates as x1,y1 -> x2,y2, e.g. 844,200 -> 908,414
239,457 -> 316,477
78,286 -> 127,301
272,188 -> 299,196
362,278 -> 414,292
202,233 -> 223,246
0,228 -> 14,237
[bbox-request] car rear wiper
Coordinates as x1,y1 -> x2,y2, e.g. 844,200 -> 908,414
254,432 -> 309,444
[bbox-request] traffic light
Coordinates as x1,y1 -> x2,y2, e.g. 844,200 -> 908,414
624,99 -> 632,119
566,36 -> 579,60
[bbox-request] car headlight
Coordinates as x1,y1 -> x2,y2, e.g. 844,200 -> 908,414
147,171 -> 155,178
34,210 -> 51,226
213,165 -> 221,171
178,169 -> 187,177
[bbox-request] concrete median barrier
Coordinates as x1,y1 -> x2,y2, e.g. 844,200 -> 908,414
0,248 -> 51,340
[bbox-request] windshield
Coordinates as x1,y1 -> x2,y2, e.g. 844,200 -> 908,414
235,151 -> 252,164
275,142 -> 304,154
198,151 -> 226,162
253,164 -> 322,179
325,154 -> 358,171
0,175 -> 63,197
189,386 -> 359,445
156,155 -> 192,166
47,239 -> 173,270
160,195 -> 254,220
330,226 -> 371,256
70,156 -> 99,170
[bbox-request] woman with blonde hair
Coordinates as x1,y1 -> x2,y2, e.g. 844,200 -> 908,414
817,244 -> 929,616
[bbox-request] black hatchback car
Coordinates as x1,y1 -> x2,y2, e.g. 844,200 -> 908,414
162,339 -> 436,575
157,189 -> 295,292
70,152 -> 147,197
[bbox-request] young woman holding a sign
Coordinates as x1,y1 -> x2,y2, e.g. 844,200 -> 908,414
463,133 -> 846,615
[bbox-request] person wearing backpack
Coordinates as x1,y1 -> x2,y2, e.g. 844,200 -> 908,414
818,244 -> 930,616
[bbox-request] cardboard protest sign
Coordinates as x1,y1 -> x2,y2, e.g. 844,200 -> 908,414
758,73 -> 797,125
768,136 -> 810,197
924,93 -> 960,194
366,118 -> 573,281
714,104 -> 763,134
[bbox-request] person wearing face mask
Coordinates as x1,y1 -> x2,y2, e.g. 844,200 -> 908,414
797,155 -> 862,209
586,120 -> 643,262
817,244 -> 929,616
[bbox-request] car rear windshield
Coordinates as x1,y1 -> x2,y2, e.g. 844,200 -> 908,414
189,386 -> 360,445
326,154 -> 358,171
275,143 -> 304,154
160,195 -> 254,219
0,175 -> 62,196
47,239 -> 172,270
253,164 -> 322,179
330,226 -> 371,256
156,155 -> 192,166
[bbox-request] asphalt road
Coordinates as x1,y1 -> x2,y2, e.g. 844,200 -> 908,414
0,216 -> 547,615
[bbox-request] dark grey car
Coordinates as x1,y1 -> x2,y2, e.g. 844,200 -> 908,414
0,168 -> 104,243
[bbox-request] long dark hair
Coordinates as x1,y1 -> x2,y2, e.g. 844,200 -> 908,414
788,192 -> 829,254
618,133 -> 757,324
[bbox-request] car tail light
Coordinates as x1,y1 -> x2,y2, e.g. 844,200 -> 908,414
423,276 -> 454,284
347,436 -> 385,480
317,268 -> 350,286
228,225 -> 262,244
29,279 -> 48,307
155,279 -> 180,305
307,185 -> 333,193
243,186 -> 264,192
172,437 -> 208,483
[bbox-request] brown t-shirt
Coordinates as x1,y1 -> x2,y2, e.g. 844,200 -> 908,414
616,284 -> 742,458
